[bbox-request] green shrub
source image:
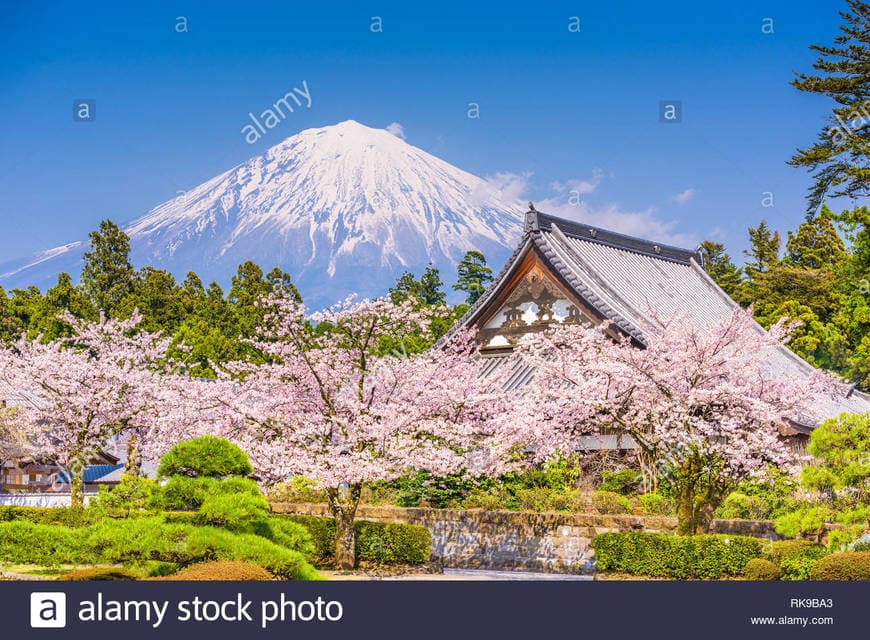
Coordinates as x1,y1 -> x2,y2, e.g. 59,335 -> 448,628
637,493 -> 673,516
155,476 -> 261,511
391,470 -> 481,508
773,507 -> 833,538
764,539 -> 824,565
0,521 -> 95,565
514,487 -> 585,513
810,551 -> 870,580
58,568 -> 140,581
0,506 -> 96,527
853,541 -> 870,552
92,476 -> 156,517
462,488 -> 511,511
729,467 -> 798,520
835,506 -> 870,527
196,493 -> 270,530
247,517 -> 315,557
283,515 -> 431,566
158,436 -> 253,479
762,539 -> 828,580
592,490 -> 631,514
717,492 -> 769,520
0,518 -> 320,580
744,558 -> 781,580
599,469 -> 641,495
592,532 -> 763,579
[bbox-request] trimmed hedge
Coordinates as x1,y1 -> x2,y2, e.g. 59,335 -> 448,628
744,559 -> 781,581
810,551 -> 870,580
592,532 -> 764,579
284,515 -> 431,566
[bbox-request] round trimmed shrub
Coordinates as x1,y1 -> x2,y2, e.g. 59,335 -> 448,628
159,560 -> 274,581
744,558 -> 781,581
158,436 -> 253,479
57,568 -> 139,581
810,551 -> 870,580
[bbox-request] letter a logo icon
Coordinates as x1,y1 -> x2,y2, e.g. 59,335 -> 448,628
30,592 -> 67,628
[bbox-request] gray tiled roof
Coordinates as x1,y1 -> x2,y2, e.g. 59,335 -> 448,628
454,208 -> 870,427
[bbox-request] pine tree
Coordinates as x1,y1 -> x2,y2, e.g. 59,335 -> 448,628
0,286 -> 23,344
389,271 -> 421,304
265,267 -> 302,302
785,207 -> 847,269
229,261 -> 272,337
699,241 -> 743,297
81,219 -> 135,316
743,220 -> 781,276
453,250 -> 493,305
790,0 -> 870,214
418,264 -> 446,305
30,273 -> 95,340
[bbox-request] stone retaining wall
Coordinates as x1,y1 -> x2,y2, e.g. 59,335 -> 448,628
271,503 -> 781,574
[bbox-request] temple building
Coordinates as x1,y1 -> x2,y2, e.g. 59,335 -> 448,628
448,206 -> 870,443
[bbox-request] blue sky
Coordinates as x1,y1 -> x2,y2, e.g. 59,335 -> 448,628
0,0 -> 850,271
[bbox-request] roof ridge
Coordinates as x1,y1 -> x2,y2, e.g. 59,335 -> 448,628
533,210 -> 701,264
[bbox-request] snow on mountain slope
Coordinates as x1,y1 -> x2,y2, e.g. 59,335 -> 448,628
0,121 -> 524,308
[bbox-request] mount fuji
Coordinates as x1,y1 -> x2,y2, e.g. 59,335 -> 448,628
0,120 -> 524,308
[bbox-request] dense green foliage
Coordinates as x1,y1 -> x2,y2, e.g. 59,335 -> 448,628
196,493 -> 270,530
763,539 -> 829,580
283,515 -> 431,566
156,476 -> 262,511
0,518 -> 319,579
157,436 -> 254,479
591,490 -> 632,514
592,532 -> 764,579
701,206 -> 870,390
0,505 -> 97,527
771,414 -> 870,547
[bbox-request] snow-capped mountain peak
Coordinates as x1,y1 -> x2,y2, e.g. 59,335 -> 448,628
1,120 -> 524,308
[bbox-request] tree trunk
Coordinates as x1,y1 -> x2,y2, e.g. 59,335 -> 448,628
70,471 -> 84,509
124,434 -> 142,477
327,484 -> 361,570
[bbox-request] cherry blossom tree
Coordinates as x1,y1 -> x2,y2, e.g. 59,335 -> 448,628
0,404 -> 28,484
215,295 -> 516,569
0,312 -> 182,506
515,308 -> 844,534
